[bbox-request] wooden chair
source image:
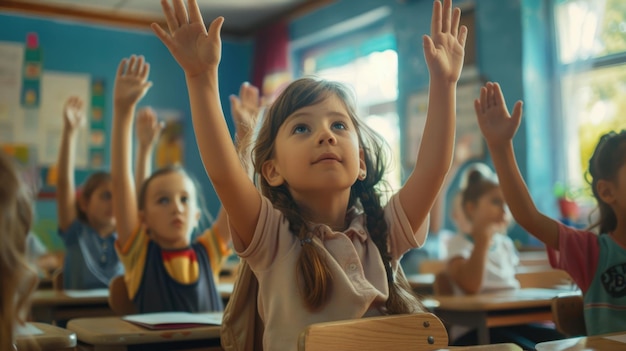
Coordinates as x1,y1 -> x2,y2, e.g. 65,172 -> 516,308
515,269 -> 573,289
433,271 -> 454,296
419,259 -> 447,274
108,275 -> 137,315
51,268 -> 64,291
551,294 -> 586,336
298,313 -> 448,351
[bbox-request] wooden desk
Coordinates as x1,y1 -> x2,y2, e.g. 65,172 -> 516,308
536,332 -> 626,351
31,289 -> 114,324
407,273 -> 435,295
67,313 -> 222,351
450,345 -> 522,350
433,288 -> 580,345
16,322 -> 77,351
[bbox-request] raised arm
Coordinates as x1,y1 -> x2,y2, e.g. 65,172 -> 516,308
399,0 -> 468,232
111,55 -> 152,248
151,0 -> 261,249
475,82 -> 559,249
134,107 -> 162,192
56,96 -> 85,231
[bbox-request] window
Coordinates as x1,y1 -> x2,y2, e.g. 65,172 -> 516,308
554,0 -> 626,196
300,34 -> 401,193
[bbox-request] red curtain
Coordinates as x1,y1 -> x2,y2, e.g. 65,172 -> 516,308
251,21 -> 292,100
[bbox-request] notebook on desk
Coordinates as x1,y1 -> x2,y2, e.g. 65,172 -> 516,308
122,311 -> 223,330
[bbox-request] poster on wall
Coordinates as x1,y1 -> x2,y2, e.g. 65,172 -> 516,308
0,41 -> 24,141
38,71 -> 91,167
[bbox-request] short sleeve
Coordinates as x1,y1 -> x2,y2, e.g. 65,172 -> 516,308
385,193 -> 429,259
547,222 -> 600,293
446,234 -> 472,260
197,227 -> 233,278
114,227 -> 149,299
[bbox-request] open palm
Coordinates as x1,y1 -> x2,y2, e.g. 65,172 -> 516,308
474,82 -> 523,147
230,82 -> 262,139
63,96 -> 85,130
423,0 -> 467,83
114,55 -> 152,109
136,107 -> 163,147
151,0 -> 223,77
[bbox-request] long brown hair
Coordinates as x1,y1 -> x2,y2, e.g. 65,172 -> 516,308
0,151 -> 38,350
587,130 -> 626,234
253,77 -> 423,313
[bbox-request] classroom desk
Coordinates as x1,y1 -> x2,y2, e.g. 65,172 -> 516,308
31,288 -> 114,324
16,322 -> 77,351
432,288 -> 580,345
438,343 -> 522,350
67,312 -> 222,351
535,332 -> 626,351
407,273 -> 435,295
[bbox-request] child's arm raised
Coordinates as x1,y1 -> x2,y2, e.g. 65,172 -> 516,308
400,0 -> 468,232
151,0 -> 261,248
475,82 -> 559,249
56,96 -> 85,231
111,55 -> 152,248
134,107 -> 162,193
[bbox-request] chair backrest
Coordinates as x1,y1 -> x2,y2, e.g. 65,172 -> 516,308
298,313 -> 448,351
515,269 -> 573,289
418,259 -> 446,274
551,294 -> 586,336
51,268 -> 64,291
433,271 -> 454,296
108,275 -> 137,315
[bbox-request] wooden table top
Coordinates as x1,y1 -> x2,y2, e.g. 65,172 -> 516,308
32,288 -> 109,306
67,312 -> 222,346
433,288 -> 580,311
536,332 -> 626,350
16,322 -> 77,349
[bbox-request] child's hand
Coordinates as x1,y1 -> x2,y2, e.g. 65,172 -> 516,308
474,82 -> 523,147
136,107 -> 163,148
151,0 -> 223,78
230,82 -> 262,141
423,0 -> 468,84
114,55 -> 152,111
62,96 -> 85,132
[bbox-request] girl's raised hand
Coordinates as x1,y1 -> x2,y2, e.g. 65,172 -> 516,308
151,0 -> 223,78
230,82 -> 262,140
113,55 -> 152,111
136,107 -> 164,148
474,82 -> 523,147
423,0 -> 468,84
62,96 -> 85,131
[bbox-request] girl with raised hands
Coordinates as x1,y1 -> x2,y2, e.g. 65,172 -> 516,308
152,0 -> 466,349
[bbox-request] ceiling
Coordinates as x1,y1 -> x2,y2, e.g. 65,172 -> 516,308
0,0 -> 333,37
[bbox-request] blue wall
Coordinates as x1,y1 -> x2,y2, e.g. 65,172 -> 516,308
0,12 -> 253,249
291,0 -> 557,246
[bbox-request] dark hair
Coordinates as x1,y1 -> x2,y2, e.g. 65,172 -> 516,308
138,165 -> 211,234
587,130 -> 626,234
76,171 -> 111,222
252,77 -> 423,313
459,163 -> 499,218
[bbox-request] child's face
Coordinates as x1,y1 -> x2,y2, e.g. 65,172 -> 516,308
263,94 -> 365,196
469,187 -> 510,230
84,181 -> 115,229
141,172 -> 199,248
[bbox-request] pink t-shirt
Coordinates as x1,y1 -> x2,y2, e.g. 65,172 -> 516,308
547,223 -> 601,293
232,193 -> 429,351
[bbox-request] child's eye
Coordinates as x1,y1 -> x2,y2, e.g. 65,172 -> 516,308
293,124 -> 309,134
157,197 -> 170,205
181,196 -> 189,204
332,121 -> 347,130
101,191 -> 112,200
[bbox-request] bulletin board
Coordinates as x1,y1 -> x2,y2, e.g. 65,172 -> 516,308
0,40 -> 95,169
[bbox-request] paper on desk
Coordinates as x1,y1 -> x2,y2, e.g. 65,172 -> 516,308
122,311 -> 223,330
16,323 -> 44,336
604,334 -> 626,343
64,288 -> 109,297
